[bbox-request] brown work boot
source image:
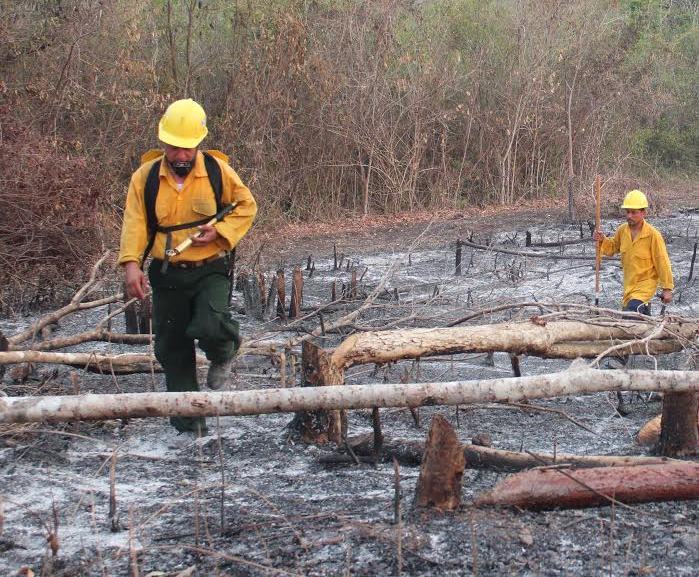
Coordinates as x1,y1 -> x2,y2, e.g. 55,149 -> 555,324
206,358 -> 232,390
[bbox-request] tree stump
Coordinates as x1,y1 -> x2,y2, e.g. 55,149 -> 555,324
414,414 -> 465,511
289,266 -> 303,319
123,283 -> 152,335
0,330 -> 7,379
287,341 -> 344,444
241,272 -> 264,320
657,392 -> 699,456
276,269 -> 286,320
263,274 -> 278,321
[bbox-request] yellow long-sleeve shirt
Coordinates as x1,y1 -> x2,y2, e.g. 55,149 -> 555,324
600,220 -> 673,306
118,150 -> 257,266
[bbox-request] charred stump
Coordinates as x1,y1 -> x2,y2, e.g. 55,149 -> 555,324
289,266 -> 303,319
287,341 -> 344,444
123,283 -> 152,335
276,269 -> 286,320
241,272 -> 264,320
657,392 -> 699,456
414,414 -> 465,511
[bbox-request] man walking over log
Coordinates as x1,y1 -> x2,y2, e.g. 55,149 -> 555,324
593,189 -> 673,411
118,98 -> 257,436
593,189 -> 673,316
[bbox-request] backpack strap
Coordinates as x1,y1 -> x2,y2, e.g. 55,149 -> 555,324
140,152 -> 225,268
141,159 -> 163,268
202,151 -> 223,212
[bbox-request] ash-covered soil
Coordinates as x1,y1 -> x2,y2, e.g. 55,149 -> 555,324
1,204 -> 698,576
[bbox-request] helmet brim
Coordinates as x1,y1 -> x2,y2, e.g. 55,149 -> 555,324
158,121 -> 208,149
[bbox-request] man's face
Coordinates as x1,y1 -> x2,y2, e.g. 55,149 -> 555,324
625,208 -> 646,227
163,144 -> 197,177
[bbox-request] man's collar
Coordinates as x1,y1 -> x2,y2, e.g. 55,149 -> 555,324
191,150 -> 208,178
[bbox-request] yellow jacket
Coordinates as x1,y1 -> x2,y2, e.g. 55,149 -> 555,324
600,220 -> 674,306
118,150 -> 257,266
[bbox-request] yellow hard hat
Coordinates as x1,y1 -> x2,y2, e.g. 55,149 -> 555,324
621,189 -> 648,210
158,99 -> 208,148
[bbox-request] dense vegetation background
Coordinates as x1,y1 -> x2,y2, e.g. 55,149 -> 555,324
1,0 -> 697,308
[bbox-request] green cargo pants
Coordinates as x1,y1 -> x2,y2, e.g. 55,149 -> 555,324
148,256 -> 240,434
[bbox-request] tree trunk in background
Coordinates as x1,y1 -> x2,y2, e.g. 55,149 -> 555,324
658,392 -> 699,457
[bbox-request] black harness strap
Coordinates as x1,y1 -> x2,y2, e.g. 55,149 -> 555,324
140,151 -> 224,268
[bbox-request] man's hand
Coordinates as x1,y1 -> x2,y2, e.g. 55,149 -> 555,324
191,224 -> 220,247
661,288 -> 673,304
124,261 -> 148,300
593,230 -> 606,243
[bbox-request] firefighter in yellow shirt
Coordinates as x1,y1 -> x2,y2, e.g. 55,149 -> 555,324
119,99 -> 257,435
593,189 -> 673,315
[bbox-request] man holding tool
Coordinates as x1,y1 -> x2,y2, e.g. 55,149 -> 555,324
593,189 -> 673,412
118,98 -> 257,435
593,189 -> 673,316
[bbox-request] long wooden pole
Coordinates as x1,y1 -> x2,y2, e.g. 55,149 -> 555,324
1,369 -> 698,424
594,175 -> 602,306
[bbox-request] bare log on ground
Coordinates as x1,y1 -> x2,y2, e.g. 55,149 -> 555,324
637,415 -> 662,447
460,238 -> 611,261
331,319 -> 699,369
658,392 -> 699,457
0,350 -> 160,374
474,461 -> 699,510
414,415 -> 465,510
9,330 -> 152,352
326,434 -> 676,471
2,368 -> 698,424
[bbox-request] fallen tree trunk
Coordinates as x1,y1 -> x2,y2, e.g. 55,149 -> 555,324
8,330 -> 152,352
2,368 -> 698,424
330,319 -> 699,369
0,351 -> 161,374
473,461 -> 699,510
326,435 -> 676,471
460,238 -> 612,261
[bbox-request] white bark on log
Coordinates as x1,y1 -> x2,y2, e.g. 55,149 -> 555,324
0,351 -> 161,374
1,368 -> 698,424
330,319 -> 699,369
474,462 -> 699,509
8,331 -> 152,352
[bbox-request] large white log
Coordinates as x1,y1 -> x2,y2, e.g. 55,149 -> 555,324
1,369 -> 698,424
330,319 -> 699,369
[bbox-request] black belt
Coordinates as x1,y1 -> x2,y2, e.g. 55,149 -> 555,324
153,252 -> 226,270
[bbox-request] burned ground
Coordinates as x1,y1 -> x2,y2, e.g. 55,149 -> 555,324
1,202 -> 698,576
